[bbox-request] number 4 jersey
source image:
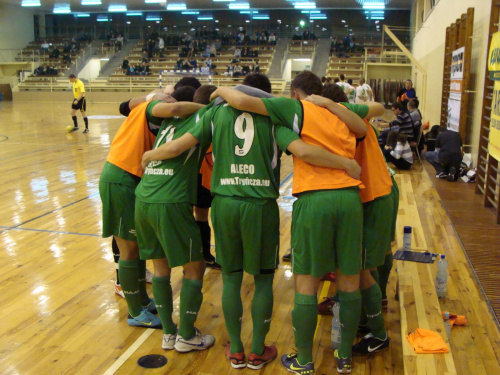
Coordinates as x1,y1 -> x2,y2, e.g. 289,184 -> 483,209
135,104 -> 212,205
190,103 -> 299,200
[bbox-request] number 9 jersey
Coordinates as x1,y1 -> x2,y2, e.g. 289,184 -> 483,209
189,103 -> 299,200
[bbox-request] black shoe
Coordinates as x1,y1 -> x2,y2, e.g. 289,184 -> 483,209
436,172 -> 447,179
356,325 -> 371,337
69,126 -> 79,133
446,167 -> 457,182
282,250 -> 291,262
352,333 -> 390,355
204,255 -> 221,270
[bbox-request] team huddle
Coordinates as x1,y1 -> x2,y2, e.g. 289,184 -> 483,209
98,71 -> 399,374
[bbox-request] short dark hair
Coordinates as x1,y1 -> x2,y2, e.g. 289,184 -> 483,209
193,85 -> 217,104
407,101 -> 416,110
174,77 -> 201,90
171,86 -> 196,102
322,83 -> 348,103
392,102 -> 403,111
333,78 -> 340,83
321,76 -> 327,83
411,98 -> 419,108
339,74 -> 345,81
243,73 -> 272,93
68,74 -> 76,79
347,79 -> 353,85
291,71 -> 323,96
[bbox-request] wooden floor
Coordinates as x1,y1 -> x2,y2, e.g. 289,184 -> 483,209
0,100 -> 499,374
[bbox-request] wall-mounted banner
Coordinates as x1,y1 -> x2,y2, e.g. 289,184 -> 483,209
447,47 -> 465,132
488,32 -> 500,161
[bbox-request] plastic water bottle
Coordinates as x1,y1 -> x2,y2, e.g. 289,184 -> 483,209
436,255 -> 448,298
403,226 -> 412,250
443,311 -> 451,342
331,302 -> 341,349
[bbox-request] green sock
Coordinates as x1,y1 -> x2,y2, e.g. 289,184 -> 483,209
338,290 -> 362,358
118,259 -> 143,317
377,253 -> 393,299
152,275 -> 176,335
292,292 -> 317,365
251,273 -> 274,355
222,272 -> 244,353
138,259 -> 150,306
361,284 -> 386,339
178,278 -> 203,339
359,270 -> 380,326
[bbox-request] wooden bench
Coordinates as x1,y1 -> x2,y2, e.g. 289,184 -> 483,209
397,259 -> 457,374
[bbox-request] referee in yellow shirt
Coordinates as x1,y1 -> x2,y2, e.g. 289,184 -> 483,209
68,74 -> 89,133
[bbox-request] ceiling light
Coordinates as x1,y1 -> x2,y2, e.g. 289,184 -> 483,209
108,4 -> 127,12
126,21 -> 131,24
145,0 -> 165,3
53,4 -> 71,13
245,20 -> 250,23
294,2 -> 316,9
301,10 -> 320,13
126,12 -> 143,16
182,11 -> 199,14
254,15 -> 270,20
229,3 -> 250,9
213,0 -> 235,2
21,0 -> 41,6
198,15 -> 214,20
362,3 -> 385,10
97,15 -> 109,21
75,13 -> 90,17
167,3 -> 187,10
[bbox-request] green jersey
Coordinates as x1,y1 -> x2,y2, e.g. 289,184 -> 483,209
190,103 -> 299,199
341,102 -> 369,120
261,97 -> 304,134
145,100 -> 166,134
135,105 -> 211,204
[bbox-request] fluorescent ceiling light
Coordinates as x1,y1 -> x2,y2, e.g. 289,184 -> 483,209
240,10 -> 258,14
370,16 -> 385,19
97,15 -> 109,21
81,0 -> 101,4
198,16 -> 214,20
54,4 -> 71,13
167,3 -> 187,10
75,13 -> 90,17
126,12 -> 143,16
253,15 -> 270,20
229,2 -> 250,9
146,16 -> 162,21
363,4 -> 385,10
21,0 -> 41,6
182,11 -> 200,14
310,15 -> 327,19
213,0 -> 234,2
301,10 -> 320,13
108,4 -> 127,12
294,2 -> 316,9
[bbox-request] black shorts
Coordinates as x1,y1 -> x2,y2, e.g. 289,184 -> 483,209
71,98 -> 86,112
195,173 -> 213,209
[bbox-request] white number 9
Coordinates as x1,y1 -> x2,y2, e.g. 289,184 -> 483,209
234,113 -> 255,157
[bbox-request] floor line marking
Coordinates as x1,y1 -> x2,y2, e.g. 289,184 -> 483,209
102,329 -> 155,375
280,171 -> 293,188
4,227 -> 101,237
0,193 -> 99,235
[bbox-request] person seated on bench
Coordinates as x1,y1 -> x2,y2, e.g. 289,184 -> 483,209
34,65 -> 45,76
424,126 -> 463,181
49,47 -> 60,59
41,41 -> 50,52
383,130 -> 413,170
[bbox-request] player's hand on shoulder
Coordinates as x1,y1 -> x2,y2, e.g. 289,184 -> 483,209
345,159 -> 361,180
209,89 -> 220,102
304,94 -> 330,108
141,151 -> 152,170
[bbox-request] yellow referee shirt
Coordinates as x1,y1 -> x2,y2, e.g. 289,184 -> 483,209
72,79 -> 85,99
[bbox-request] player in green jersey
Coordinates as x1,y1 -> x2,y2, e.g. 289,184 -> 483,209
135,85 -> 218,353
141,75 -> 363,370
206,71 -> 368,374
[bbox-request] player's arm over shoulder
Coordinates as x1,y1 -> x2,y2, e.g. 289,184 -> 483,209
152,102 -> 204,118
141,133 -> 199,169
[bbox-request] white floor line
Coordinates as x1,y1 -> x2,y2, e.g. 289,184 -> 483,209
102,328 -> 155,375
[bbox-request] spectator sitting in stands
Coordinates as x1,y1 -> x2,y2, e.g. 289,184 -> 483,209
242,64 -> 251,75
333,77 -> 340,83
140,62 -> 150,75
41,40 -> 50,52
49,47 -> 60,59
237,32 -> 245,45
424,126 -> 463,181
383,130 -> 413,170
190,58 -> 198,69
303,29 -> 311,40
268,33 -> 277,45
233,64 -> 242,77
62,53 -> 71,66
34,65 -> 45,76
253,60 -> 260,73
182,59 -> 192,70
46,65 -> 58,76
408,100 -> 421,126
176,59 -> 184,70
63,42 -> 71,53
121,59 -> 129,71
209,43 -> 217,57
158,36 -> 165,57
241,48 -> 248,58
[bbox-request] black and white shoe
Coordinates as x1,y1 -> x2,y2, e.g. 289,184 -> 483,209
436,172 -> 447,179
352,333 -> 390,355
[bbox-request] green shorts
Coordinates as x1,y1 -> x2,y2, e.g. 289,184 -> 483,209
362,193 -> 394,269
390,175 -> 399,242
291,188 -> 363,278
99,162 -> 140,241
211,195 -> 279,275
135,201 -> 203,266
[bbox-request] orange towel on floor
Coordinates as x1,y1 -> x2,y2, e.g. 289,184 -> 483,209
406,328 -> 449,354
441,311 -> 467,327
